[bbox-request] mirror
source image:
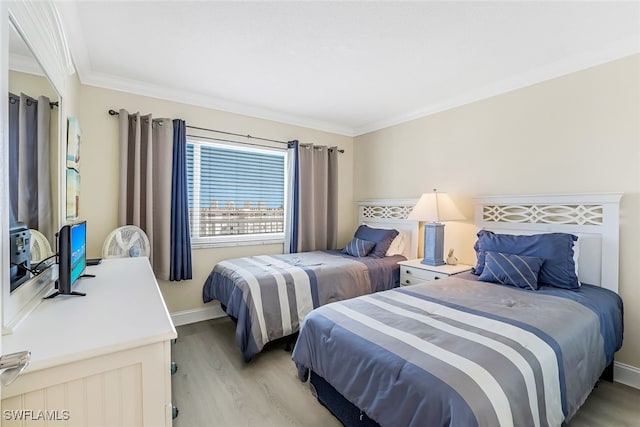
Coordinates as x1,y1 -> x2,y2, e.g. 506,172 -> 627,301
7,22 -> 60,293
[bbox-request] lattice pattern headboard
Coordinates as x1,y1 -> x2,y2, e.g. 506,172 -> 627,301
473,193 -> 622,292
357,199 -> 419,259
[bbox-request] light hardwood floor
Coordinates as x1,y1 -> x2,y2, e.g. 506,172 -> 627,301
172,318 -> 640,427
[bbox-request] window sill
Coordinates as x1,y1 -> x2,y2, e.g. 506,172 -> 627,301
191,236 -> 285,249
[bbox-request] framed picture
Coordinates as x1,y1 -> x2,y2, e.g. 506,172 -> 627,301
66,168 -> 80,220
66,117 -> 81,171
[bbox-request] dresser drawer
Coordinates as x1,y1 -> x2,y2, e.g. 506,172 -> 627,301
400,267 -> 447,286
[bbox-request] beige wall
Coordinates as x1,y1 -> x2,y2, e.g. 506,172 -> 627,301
76,85 -> 354,313
354,54 -> 640,369
8,70 -> 58,100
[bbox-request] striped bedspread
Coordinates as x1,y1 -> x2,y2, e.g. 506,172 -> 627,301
292,277 -> 623,427
203,251 -> 404,361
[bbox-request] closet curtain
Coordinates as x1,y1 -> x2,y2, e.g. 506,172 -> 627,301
8,92 -> 53,243
118,109 -> 192,281
285,140 -> 338,253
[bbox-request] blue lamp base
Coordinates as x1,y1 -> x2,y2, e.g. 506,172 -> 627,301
421,223 -> 446,266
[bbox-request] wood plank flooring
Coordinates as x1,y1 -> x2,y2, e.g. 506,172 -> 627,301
172,318 -> 640,427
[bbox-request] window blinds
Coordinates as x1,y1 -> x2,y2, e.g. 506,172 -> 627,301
186,140 -> 286,238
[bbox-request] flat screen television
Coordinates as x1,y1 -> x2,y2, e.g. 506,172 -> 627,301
47,220 -> 88,298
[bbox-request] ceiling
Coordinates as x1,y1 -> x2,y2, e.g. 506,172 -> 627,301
56,1 -> 640,137
8,22 -> 42,76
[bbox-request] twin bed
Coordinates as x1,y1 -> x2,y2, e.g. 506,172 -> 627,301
291,193 -> 624,427
203,193 -> 624,427
202,199 -> 419,361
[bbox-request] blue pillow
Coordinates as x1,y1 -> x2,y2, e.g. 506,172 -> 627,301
354,225 -> 399,258
478,251 -> 544,290
473,230 -> 579,289
342,237 -> 376,257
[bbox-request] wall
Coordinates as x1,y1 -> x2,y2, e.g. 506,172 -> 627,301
9,70 -> 58,99
76,85 -> 354,313
353,54 -> 640,370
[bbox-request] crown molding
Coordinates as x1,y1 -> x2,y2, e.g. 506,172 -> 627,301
8,1 -> 74,96
8,52 -> 45,76
353,36 -> 640,136
80,71 -> 355,137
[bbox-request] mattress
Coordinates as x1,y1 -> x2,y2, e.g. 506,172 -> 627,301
292,276 -> 623,427
203,250 -> 405,361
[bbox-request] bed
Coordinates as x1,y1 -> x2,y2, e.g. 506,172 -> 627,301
202,199 -> 419,361
292,193 -> 624,427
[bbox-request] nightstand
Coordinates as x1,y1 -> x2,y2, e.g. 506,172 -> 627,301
398,259 -> 473,286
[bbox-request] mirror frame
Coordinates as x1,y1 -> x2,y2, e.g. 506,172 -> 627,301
1,1 -> 74,333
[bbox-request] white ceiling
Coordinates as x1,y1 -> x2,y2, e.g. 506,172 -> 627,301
56,1 -> 640,137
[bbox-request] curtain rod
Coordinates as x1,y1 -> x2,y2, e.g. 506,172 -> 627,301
186,134 -> 287,151
108,109 -> 344,153
9,94 -> 59,109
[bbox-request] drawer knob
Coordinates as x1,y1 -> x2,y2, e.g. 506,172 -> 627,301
405,279 -> 410,284
406,269 -> 412,274
434,276 -> 440,280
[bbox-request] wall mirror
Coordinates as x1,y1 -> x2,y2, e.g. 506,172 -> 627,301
4,15 -> 64,333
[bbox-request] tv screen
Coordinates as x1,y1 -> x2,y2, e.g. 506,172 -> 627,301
56,220 -> 87,295
70,221 -> 86,284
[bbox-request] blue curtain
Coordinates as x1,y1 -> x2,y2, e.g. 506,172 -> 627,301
287,140 -> 300,253
170,119 -> 193,280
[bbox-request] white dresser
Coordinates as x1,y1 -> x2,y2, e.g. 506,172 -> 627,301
1,257 -> 177,426
398,259 -> 473,286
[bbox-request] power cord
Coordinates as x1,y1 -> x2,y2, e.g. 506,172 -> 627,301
11,253 -> 57,276
31,253 -> 57,271
10,261 -> 38,275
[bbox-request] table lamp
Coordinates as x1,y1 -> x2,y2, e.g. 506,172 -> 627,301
407,190 -> 464,266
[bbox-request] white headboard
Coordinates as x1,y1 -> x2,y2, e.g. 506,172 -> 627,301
357,199 -> 419,259
473,193 -> 622,293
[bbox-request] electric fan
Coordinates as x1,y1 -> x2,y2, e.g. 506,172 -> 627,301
102,225 -> 151,259
29,229 -> 53,263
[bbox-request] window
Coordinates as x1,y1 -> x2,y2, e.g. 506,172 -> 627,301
186,138 -> 287,246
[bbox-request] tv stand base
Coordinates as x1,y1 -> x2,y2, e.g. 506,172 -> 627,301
44,291 -> 86,299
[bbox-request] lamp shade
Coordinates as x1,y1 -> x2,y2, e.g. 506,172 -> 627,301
407,192 -> 464,223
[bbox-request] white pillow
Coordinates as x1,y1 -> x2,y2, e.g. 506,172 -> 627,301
385,233 -> 406,257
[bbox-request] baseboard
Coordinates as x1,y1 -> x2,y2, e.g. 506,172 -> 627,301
171,305 -> 226,327
614,361 -> 640,390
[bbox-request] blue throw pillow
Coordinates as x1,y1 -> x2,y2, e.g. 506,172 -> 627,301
342,237 -> 376,257
354,225 -> 399,258
478,251 -> 544,290
473,230 -> 579,289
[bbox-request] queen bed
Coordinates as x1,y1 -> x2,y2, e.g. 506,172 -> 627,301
202,199 -> 419,361
292,193 -> 624,427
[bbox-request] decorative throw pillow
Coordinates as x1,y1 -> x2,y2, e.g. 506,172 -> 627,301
473,230 -> 579,289
385,233 -> 406,256
354,225 -> 399,258
478,251 -> 544,290
342,237 -> 376,257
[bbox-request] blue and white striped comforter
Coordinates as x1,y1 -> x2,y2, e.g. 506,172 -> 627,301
292,277 -> 623,427
203,251 -> 404,361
